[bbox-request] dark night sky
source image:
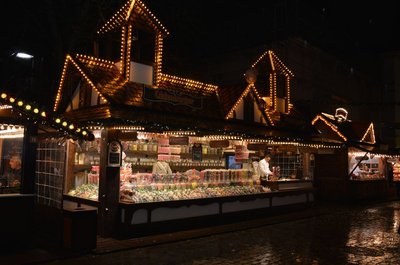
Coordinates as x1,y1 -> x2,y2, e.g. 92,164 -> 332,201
1,0 -> 399,107
146,0 -> 400,70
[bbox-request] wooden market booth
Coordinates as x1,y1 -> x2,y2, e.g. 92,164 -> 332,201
51,0 -> 341,240
312,108 -> 397,201
0,91 -> 94,249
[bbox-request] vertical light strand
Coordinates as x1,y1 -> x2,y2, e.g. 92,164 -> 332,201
273,73 -> 277,111
120,26 -> 126,75
269,73 -> 273,111
154,33 -> 163,86
286,76 -> 290,113
125,24 -> 133,80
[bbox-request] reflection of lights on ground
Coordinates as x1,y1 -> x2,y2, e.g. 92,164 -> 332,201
344,204 -> 400,264
393,207 -> 400,232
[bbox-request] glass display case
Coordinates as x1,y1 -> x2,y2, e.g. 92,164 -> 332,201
392,160 -> 400,182
0,125 -> 24,194
348,148 -> 386,181
120,169 -> 263,203
65,134 -> 101,201
64,131 -> 315,203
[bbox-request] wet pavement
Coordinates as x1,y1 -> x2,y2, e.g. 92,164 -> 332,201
38,201 -> 400,265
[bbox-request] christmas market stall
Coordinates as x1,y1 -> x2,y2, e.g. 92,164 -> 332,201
53,0 -> 339,239
311,108 -> 397,201
0,91 -> 93,248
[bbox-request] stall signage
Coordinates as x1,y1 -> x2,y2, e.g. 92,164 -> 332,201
235,145 -> 249,161
209,140 -> 229,148
169,136 -> 189,145
247,143 -> 268,151
143,87 -> 203,109
119,131 -> 138,141
192,143 -> 202,161
108,141 -> 122,167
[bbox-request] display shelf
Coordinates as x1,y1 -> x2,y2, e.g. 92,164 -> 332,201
75,150 -> 100,154
124,150 -> 158,156
180,153 -> 222,159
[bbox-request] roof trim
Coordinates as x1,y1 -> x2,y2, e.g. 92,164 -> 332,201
225,84 -> 275,126
361,122 -> 376,144
311,114 -> 348,142
251,50 -> 294,77
53,55 -> 109,112
97,0 -> 169,36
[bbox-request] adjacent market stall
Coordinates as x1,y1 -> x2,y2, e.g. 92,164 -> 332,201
0,91 -> 93,248
312,108 -> 397,200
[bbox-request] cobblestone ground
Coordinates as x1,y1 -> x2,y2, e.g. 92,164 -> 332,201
44,201 -> 400,265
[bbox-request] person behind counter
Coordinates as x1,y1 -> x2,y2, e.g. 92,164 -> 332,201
258,152 -> 273,182
152,160 -> 172,175
251,157 -> 260,180
2,154 -> 22,187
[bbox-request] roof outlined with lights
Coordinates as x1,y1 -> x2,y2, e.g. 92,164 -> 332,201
312,112 -> 376,145
97,0 -> 169,36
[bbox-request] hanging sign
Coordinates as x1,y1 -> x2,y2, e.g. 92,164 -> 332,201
247,143 -> 268,151
143,86 -> 203,109
119,131 -> 138,141
169,136 -> 189,145
192,143 -> 202,161
209,140 -> 229,148
107,141 -> 122,167
235,145 -> 249,161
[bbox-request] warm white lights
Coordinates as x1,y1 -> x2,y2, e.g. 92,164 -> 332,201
160,73 -> 218,94
312,115 -> 348,141
97,0 -> 169,36
361,123 -> 376,144
163,131 -> 196,136
54,55 -> 108,112
111,126 -> 144,131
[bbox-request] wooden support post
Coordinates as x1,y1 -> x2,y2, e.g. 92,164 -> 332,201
98,129 -> 121,237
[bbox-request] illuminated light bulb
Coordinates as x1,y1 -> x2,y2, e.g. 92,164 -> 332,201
55,118 -> 61,123
62,121 -> 68,127
1,93 -> 7,99
82,131 -> 87,135
25,105 -> 31,110
33,108 -> 39,114
17,101 -> 23,106
76,128 -> 81,133
9,97 -> 15,103
69,124 -> 75,130
41,111 -> 46,117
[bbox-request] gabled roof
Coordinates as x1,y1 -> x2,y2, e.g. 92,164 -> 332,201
221,84 -> 275,126
53,54 -> 113,112
55,54 -> 222,120
218,83 -> 248,117
312,112 -> 376,144
97,0 -> 169,36
252,50 -> 294,77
